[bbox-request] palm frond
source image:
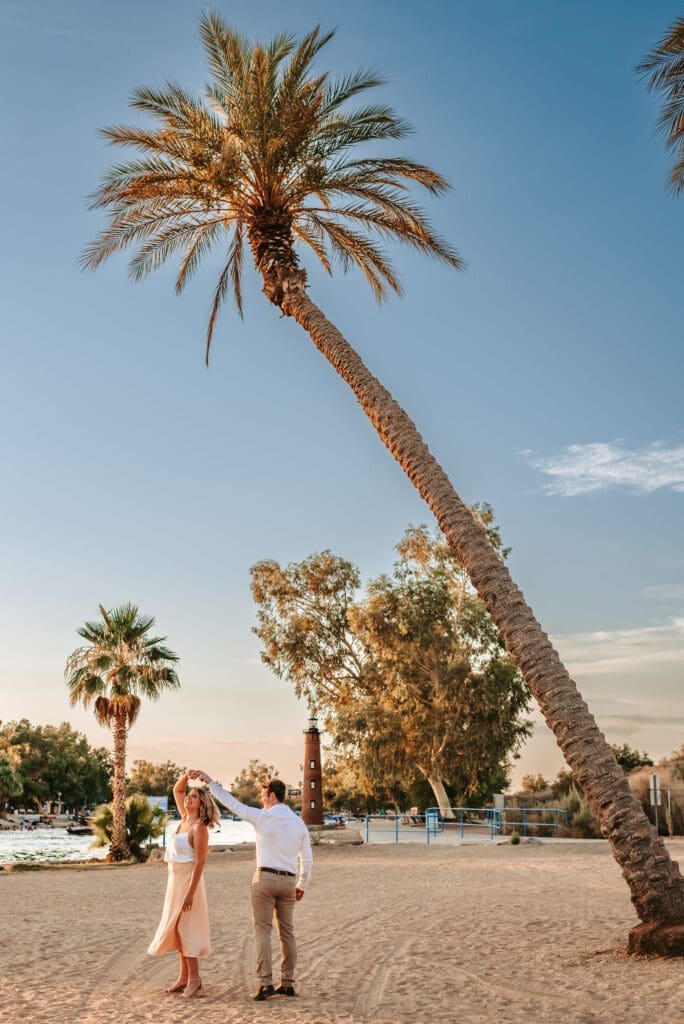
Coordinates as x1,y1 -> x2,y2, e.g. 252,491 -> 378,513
84,13 -> 463,344
205,224 -> 244,364
637,17 -> 684,194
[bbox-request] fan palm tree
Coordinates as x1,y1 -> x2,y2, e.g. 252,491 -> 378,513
638,16 -> 684,194
83,14 -> 684,951
91,793 -> 167,862
65,604 -> 179,860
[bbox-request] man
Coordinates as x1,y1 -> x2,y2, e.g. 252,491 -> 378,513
189,770 -> 313,1001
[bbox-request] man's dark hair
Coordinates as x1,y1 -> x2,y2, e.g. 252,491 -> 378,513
263,778 -> 287,803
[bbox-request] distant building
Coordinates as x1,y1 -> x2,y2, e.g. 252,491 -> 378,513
301,713 -> 323,826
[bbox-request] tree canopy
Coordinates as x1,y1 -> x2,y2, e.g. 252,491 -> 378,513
231,758 -> 282,805
128,759 -> 185,801
252,513 -> 531,811
0,720 -> 112,811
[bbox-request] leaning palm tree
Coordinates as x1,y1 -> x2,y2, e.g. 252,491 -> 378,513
638,16 -> 684,194
65,604 -> 179,860
83,14 -> 684,951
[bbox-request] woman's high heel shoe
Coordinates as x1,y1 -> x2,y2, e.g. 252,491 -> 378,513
183,979 -> 203,999
166,979 -> 188,994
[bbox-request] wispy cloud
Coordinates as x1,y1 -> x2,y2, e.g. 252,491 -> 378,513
523,441 -> 684,496
643,583 -> 684,602
551,618 -> 684,675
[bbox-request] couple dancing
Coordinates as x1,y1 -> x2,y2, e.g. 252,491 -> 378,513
147,768 -> 313,1001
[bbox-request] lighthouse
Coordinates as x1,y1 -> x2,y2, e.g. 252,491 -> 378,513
301,713 -> 323,826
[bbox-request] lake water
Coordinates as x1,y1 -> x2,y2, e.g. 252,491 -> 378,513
0,818 -> 255,865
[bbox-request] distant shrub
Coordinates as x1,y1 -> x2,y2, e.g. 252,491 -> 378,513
510,831 -> 521,845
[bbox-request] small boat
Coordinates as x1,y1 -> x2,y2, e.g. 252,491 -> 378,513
65,824 -> 92,836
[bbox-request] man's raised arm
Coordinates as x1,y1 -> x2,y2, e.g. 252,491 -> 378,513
188,770 -> 261,826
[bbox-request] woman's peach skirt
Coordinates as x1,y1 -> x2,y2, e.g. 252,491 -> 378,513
148,862 -> 211,958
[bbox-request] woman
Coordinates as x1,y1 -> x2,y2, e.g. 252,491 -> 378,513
148,771 -> 220,997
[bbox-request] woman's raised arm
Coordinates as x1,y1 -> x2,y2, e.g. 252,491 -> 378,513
172,771 -> 189,817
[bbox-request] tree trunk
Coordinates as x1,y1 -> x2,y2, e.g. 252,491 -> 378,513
268,268 -> 684,955
425,771 -> 456,819
110,714 -> 131,861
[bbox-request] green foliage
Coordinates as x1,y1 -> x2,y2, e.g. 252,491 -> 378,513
91,794 -> 167,861
128,759 -> 185,801
557,787 -> 601,838
521,773 -> 549,793
0,720 -> 112,810
638,17 -> 684,194
609,743 -> 653,774
0,755 -> 22,807
83,14 -> 462,362
252,517 -> 531,810
231,759 -> 281,805
510,831 -> 521,845
65,603 -> 180,719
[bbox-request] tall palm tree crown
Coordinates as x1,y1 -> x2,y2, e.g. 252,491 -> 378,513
84,15 -> 684,950
66,602 -> 180,717
638,17 -> 684,193
83,13 -> 463,362
65,603 -> 179,859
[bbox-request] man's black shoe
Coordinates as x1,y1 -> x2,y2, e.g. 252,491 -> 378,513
275,985 -> 296,997
254,985 -> 275,1001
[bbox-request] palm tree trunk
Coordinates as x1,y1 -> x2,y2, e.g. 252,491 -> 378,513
268,268 -> 684,955
110,713 -> 131,861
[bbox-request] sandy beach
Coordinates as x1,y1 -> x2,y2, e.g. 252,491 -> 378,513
1,842 -> 682,1024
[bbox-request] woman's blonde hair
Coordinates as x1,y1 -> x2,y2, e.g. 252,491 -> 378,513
192,786 -> 221,829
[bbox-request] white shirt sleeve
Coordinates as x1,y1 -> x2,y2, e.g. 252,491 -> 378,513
297,825 -> 313,891
209,781 -> 262,826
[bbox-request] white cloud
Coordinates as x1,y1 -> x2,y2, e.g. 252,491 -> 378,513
551,618 -> 684,675
525,441 -> 684,496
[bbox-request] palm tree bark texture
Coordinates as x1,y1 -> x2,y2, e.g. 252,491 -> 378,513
267,265 -> 684,956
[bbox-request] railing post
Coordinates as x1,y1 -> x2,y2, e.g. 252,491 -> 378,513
523,808 -> 528,837
395,813 -> 399,844
365,815 -> 369,843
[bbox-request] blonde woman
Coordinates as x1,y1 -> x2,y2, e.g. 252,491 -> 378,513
148,771 -> 220,997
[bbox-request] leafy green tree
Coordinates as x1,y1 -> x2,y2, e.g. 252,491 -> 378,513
84,13 -> 684,949
65,604 -> 180,860
638,17 -> 684,193
128,759 -> 185,801
253,519 -> 531,815
521,774 -> 549,794
91,793 -> 167,861
322,748 -> 394,814
0,755 -> 22,810
0,720 -> 112,810
609,744 -> 654,774
231,759 -> 281,805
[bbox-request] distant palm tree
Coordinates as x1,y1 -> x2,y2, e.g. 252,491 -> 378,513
83,15 -> 684,950
65,604 -> 179,860
638,16 -> 684,193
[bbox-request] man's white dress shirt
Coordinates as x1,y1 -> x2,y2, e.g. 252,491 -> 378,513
209,782 -> 313,891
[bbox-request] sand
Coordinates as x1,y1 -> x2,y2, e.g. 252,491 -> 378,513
1,842 -> 682,1024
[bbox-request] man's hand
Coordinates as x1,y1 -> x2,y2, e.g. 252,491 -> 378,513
295,888 -> 304,902
188,769 -> 211,784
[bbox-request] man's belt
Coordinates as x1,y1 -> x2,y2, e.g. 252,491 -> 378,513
260,866 -> 295,877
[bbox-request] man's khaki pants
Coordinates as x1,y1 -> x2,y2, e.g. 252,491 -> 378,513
251,869 -> 297,987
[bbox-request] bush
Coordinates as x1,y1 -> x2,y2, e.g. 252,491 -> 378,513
510,831 -> 521,845
91,794 -> 167,861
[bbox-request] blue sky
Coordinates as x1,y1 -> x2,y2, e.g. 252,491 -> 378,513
0,1 -> 682,791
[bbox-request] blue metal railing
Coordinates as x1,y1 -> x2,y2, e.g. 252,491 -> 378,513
363,806 -> 569,844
